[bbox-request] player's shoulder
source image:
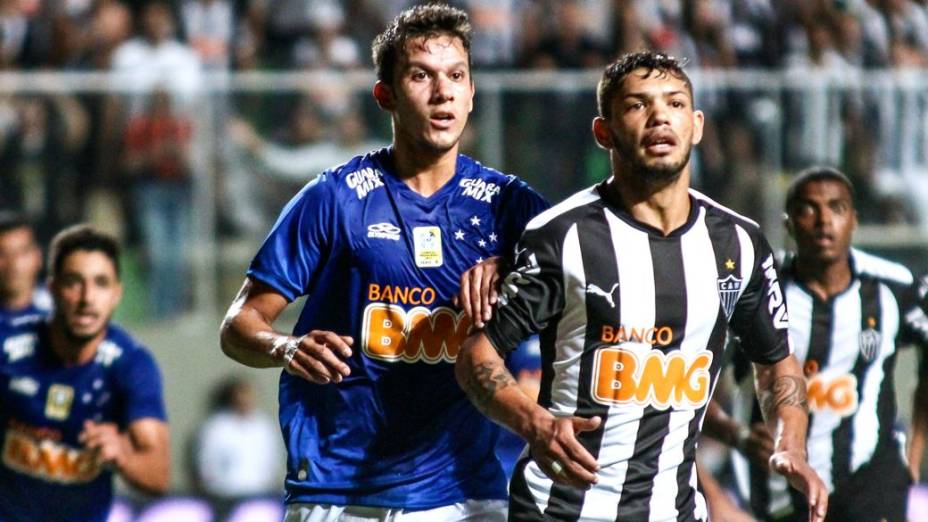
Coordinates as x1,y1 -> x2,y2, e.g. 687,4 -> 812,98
851,248 -> 915,286
0,319 -> 43,366
690,189 -> 762,232
524,184 -> 603,234
456,154 -> 541,202
317,147 -> 391,201
100,324 -> 160,370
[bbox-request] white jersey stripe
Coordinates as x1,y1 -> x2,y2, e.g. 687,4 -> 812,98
549,224 -> 585,417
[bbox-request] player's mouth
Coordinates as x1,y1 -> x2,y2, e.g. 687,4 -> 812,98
430,111 -> 455,129
812,232 -> 835,247
72,311 -> 99,327
642,132 -> 677,155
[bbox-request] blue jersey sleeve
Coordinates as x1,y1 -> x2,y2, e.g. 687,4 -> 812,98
248,175 -> 338,301
118,348 -> 167,424
496,177 -> 550,253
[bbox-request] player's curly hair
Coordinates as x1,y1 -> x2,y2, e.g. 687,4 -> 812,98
371,3 -> 472,85
597,51 -> 693,120
48,224 -> 121,279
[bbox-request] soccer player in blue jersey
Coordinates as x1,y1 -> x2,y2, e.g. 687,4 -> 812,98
219,4 -> 548,521
0,213 -> 51,327
0,225 -> 170,522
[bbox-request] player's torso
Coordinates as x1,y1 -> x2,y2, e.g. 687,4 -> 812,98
280,156 -> 521,504
0,327 -> 121,520
523,200 -> 751,521
781,275 -> 902,482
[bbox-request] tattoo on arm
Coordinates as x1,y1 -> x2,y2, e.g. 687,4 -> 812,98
464,362 -> 517,415
760,375 -> 808,420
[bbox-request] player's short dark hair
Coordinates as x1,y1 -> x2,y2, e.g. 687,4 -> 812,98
0,211 -> 34,236
785,166 -> 856,214
597,51 -> 693,120
48,224 -> 121,279
371,3 -> 472,84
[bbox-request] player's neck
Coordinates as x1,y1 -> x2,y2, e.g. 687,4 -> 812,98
795,253 -> 853,300
604,170 -> 691,235
391,141 -> 459,197
0,289 -> 33,311
48,319 -> 107,366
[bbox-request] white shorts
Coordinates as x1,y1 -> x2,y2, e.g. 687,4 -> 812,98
284,499 -> 508,522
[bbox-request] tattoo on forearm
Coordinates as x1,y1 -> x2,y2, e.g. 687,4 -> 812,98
760,375 -> 808,420
465,362 -> 517,414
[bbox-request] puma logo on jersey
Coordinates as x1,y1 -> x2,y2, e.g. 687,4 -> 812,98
586,283 -> 618,308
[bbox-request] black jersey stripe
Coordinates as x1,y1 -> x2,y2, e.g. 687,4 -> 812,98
543,207 -> 618,520
614,237 -> 688,520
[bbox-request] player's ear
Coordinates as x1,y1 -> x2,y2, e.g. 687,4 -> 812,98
783,212 -> 795,240
373,81 -> 395,111
592,117 -> 613,150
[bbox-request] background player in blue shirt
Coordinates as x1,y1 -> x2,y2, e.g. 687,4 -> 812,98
219,4 -> 548,521
0,224 -> 170,522
0,213 -> 51,328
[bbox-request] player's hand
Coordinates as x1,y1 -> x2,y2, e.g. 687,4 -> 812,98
284,331 -> 354,385
528,414 -> 602,489
455,256 -> 505,328
769,450 -> 828,522
79,421 -> 129,469
735,422 -> 774,469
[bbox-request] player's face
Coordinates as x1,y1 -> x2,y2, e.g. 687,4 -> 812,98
51,250 -> 122,343
386,35 -> 474,154
787,180 -> 857,265
0,227 -> 41,301
596,68 -> 703,185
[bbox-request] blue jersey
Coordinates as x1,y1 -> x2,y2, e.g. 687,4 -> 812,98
0,321 -> 166,522
248,148 -> 548,508
0,288 -> 52,330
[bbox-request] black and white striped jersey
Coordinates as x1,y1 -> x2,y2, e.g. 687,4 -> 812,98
484,184 -> 792,522
731,248 -> 928,519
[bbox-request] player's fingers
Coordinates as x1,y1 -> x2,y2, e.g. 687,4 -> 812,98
544,449 -> 597,488
291,351 -> 335,384
314,331 -> 353,358
489,272 -> 500,305
283,358 -> 319,383
458,271 -> 474,321
303,344 -> 351,380
470,267 -> 485,327
480,268 -> 495,322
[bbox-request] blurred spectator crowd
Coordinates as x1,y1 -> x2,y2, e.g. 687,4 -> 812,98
0,0 -> 927,319
0,0 -> 924,72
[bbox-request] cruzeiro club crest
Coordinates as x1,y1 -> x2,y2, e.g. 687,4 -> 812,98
717,274 -> 742,319
859,317 -> 882,362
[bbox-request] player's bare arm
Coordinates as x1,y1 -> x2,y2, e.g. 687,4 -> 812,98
455,256 -> 505,328
909,377 -> 928,481
456,331 -> 601,489
703,399 -> 773,468
79,418 -> 170,494
753,355 -> 828,522
220,278 -> 353,384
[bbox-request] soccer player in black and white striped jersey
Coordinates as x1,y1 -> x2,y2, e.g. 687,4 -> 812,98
454,51 -> 828,522
703,167 -> 928,521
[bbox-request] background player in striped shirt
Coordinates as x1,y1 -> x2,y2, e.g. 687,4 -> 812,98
219,4 -> 548,521
0,213 -> 51,328
704,166 -> 928,521
456,51 -> 827,521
